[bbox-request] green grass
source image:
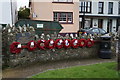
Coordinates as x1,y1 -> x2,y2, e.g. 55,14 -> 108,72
32,62 -> 118,78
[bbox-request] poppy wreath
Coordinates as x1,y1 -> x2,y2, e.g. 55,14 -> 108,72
79,39 -> 86,47
86,39 -> 94,48
37,40 -> 46,50
55,39 -> 63,49
27,40 -> 37,51
63,39 -> 71,48
45,39 -> 55,49
71,39 -> 79,48
10,42 -> 22,54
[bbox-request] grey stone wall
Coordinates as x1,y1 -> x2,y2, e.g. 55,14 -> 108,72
2,25 -> 115,68
8,43 -> 99,67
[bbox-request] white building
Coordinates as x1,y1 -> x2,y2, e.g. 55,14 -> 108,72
0,0 -> 17,25
79,0 -> 120,33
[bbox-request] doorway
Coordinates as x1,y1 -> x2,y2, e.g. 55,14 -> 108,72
107,19 -> 112,33
98,19 -> 103,28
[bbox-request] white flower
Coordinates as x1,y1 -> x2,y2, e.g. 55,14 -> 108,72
50,40 -> 54,44
31,42 -> 34,46
59,40 -> 63,43
65,40 -> 69,46
17,44 -> 22,48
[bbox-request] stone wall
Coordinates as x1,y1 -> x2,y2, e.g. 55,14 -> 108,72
7,43 -> 99,67
2,25 -> 115,68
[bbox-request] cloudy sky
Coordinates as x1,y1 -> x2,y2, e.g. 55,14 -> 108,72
17,0 -> 29,10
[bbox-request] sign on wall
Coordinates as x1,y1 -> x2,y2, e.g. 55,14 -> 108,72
37,24 -> 43,28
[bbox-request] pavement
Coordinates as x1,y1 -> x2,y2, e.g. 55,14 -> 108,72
2,58 -> 116,78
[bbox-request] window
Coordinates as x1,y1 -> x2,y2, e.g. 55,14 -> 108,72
99,28 -> 106,34
91,29 -> 99,33
108,2 -> 113,14
53,0 -> 73,3
53,12 -> 73,24
118,1 -> 120,14
79,1 -> 92,13
98,2 -> 104,14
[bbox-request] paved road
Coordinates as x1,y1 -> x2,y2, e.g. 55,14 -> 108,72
2,58 -> 116,78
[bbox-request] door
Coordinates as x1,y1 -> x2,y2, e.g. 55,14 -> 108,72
117,19 -> 120,32
107,19 -> 112,33
98,19 -> 103,28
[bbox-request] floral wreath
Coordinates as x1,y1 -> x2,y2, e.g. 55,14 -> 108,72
63,39 -> 71,48
27,40 -> 37,51
71,39 -> 79,48
86,39 -> 94,48
45,39 -> 55,49
10,42 -> 22,54
37,40 -> 46,50
55,39 -> 63,49
79,39 -> 86,47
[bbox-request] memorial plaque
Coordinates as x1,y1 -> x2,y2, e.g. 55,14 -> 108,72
16,33 -> 34,44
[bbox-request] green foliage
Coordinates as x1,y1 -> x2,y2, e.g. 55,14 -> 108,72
18,7 -> 30,19
32,62 -> 118,78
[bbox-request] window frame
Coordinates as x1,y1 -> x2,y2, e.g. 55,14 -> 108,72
98,2 -> 104,14
53,12 -> 73,24
108,2 -> 113,14
79,1 -> 92,13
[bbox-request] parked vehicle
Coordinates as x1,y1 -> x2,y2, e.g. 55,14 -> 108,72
78,28 -> 107,35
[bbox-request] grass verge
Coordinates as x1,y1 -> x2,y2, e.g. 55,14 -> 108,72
32,62 -> 118,78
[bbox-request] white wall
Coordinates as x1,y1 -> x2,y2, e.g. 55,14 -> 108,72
0,0 -> 17,25
103,19 -> 108,32
113,1 -> 119,15
0,2 -> 3,24
91,1 -> 98,14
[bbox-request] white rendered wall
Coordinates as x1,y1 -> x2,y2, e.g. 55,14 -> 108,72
103,19 -> 108,32
0,0 -> 17,25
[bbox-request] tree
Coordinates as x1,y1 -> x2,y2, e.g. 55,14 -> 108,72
18,7 -> 30,19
